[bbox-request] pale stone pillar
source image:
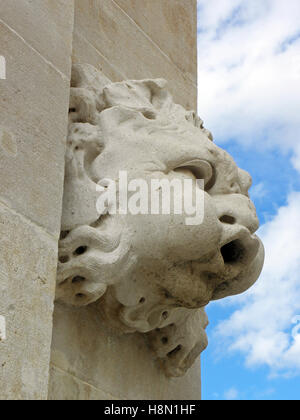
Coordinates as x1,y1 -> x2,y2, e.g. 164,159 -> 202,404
0,1 -> 74,400
49,0 -> 202,400
72,0 -> 198,110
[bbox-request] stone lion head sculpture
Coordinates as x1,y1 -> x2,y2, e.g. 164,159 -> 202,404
56,64 -> 264,377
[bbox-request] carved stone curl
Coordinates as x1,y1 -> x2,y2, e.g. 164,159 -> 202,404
56,64 -> 264,377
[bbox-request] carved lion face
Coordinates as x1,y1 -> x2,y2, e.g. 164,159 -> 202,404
56,65 -> 264,377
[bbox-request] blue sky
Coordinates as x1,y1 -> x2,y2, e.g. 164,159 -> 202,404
197,0 -> 300,400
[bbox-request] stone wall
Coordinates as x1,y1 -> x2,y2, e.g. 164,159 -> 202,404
0,0 -> 199,400
72,0 -> 197,110
49,0 -> 200,400
0,1 -> 74,400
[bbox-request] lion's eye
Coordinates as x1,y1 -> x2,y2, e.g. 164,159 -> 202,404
173,160 -> 215,191
174,167 -> 197,179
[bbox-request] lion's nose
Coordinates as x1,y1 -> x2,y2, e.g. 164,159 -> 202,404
238,168 -> 253,195
214,194 -> 260,234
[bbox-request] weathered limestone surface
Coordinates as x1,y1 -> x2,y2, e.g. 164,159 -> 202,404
0,0 -> 74,77
114,0 -> 197,84
49,0 -> 203,400
49,64 -> 264,400
0,21 -> 71,236
0,0 -> 263,401
72,0 -> 197,110
50,304 -> 201,400
49,365 -> 123,401
0,204 -> 58,400
0,2 -> 74,400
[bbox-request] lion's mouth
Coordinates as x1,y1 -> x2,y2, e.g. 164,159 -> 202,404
176,227 -> 262,307
220,230 -> 259,268
208,227 -> 262,300
191,226 -> 261,300
220,239 -> 245,264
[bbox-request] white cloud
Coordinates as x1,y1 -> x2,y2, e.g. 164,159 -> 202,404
224,387 -> 239,400
197,0 -> 300,171
215,192 -> 300,375
198,0 -> 300,378
250,182 -> 267,200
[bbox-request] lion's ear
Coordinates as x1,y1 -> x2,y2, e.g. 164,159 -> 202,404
71,66 -> 172,114
103,79 -> 173,113
99,106 -> 157,134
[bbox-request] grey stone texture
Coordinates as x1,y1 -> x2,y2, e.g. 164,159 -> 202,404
0,1 -> 74,400
1,0 -> 260,402
72,0 -> 197,110
49,0 -> 205,400
49,1 -> 263,400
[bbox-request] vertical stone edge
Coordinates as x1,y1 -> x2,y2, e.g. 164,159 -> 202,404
45,0 -> 75,400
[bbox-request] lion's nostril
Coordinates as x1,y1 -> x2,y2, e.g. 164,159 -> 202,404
219,215 -> 236,225
221,240 -> 244,264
